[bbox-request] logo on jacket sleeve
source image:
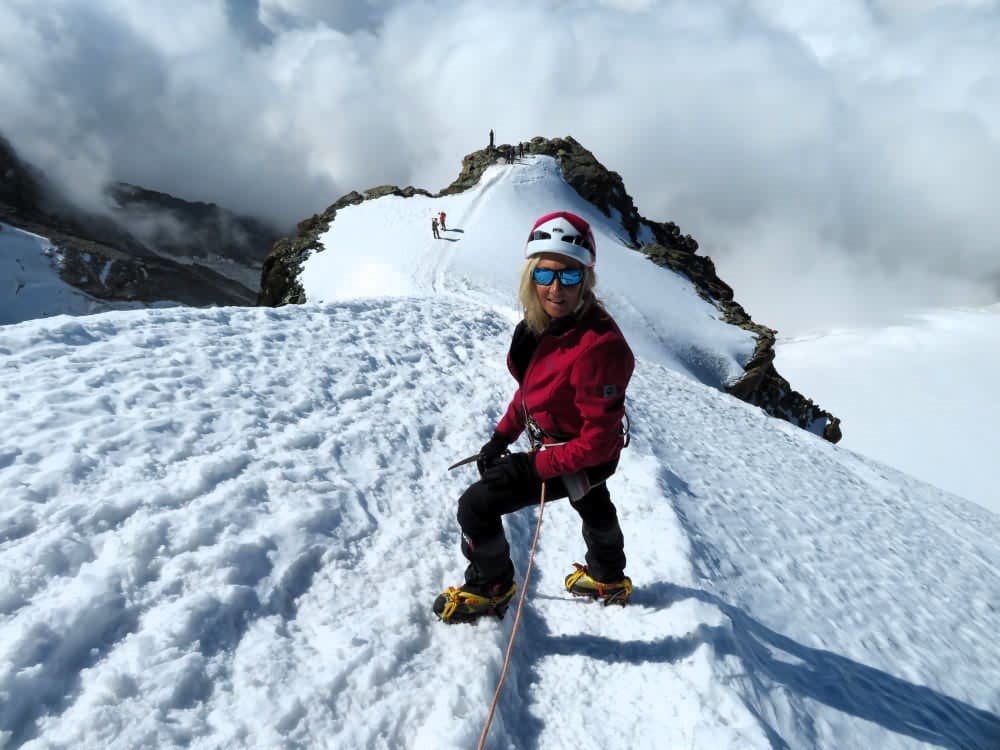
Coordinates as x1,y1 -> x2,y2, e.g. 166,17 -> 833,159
602,384 -> 619,398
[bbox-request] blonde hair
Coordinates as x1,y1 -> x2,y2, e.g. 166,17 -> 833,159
518,256 -> 600,334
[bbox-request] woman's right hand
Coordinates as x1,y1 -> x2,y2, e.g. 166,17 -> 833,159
476,432 -> 510,478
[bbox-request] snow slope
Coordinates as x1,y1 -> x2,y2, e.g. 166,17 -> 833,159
776,306 -> 1000,515
0,223 -> 131,324
1,298 -> 998,749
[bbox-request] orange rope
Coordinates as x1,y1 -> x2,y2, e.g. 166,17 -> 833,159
476,481 -> 547,750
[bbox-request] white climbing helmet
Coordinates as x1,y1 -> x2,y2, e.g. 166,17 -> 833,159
524,211 -> 596,267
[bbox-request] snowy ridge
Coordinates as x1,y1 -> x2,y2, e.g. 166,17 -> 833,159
302,155 -> 756,391
1,300 -> 998,749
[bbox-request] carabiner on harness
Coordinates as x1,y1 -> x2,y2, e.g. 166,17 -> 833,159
525,416 -> 545,452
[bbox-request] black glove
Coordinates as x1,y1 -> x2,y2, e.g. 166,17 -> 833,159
477,432 -> 510,478
483,452 -> 538,490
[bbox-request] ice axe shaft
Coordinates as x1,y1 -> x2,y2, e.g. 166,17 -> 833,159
448,453 -> 481,471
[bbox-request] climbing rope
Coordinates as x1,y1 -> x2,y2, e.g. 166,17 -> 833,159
476,480 -> 547,750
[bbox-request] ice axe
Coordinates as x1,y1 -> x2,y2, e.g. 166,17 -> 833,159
447,452 -> 482,471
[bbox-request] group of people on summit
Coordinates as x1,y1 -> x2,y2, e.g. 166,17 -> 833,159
430,130 -> 531,239
489,128 -> 527,163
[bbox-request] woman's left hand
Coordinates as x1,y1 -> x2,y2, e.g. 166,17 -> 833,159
482,452 -> 538,489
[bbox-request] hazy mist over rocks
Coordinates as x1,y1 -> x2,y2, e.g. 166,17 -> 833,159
2,0 -> 998,334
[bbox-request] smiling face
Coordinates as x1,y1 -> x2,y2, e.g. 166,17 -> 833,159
534,254 -> 584,319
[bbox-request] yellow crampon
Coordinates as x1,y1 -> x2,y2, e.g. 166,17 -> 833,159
564,563 -> 633,605
563,564 -> 590,591
434,583 -> 517,623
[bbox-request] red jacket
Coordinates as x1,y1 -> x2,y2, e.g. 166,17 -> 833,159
495,304 -> 634,480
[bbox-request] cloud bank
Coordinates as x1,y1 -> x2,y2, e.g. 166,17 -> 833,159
1,0 -> 998,333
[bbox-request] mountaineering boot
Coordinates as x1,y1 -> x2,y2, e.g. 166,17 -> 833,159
565,563 -> 632,606
433,581 -> 517,623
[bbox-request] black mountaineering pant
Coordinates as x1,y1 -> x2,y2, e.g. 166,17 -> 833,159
456,459 -> 626,590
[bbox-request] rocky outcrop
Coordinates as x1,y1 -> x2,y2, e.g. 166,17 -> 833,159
258,135 -> 841,442
640,243 -> 841,442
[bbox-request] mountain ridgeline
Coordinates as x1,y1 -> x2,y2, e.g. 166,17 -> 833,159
258,135 -> 842,443
0,134 -> 279,307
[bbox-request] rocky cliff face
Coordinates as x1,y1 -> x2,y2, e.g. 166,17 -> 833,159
106,183 -> 280,291
258,136 -> 841,442
1,135 -> 276,308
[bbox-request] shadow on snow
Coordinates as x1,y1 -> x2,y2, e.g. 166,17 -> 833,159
657,583 -> 999,750
510,577 -> 1000,750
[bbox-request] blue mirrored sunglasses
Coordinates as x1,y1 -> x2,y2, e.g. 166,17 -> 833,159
532,267 -> 584,287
